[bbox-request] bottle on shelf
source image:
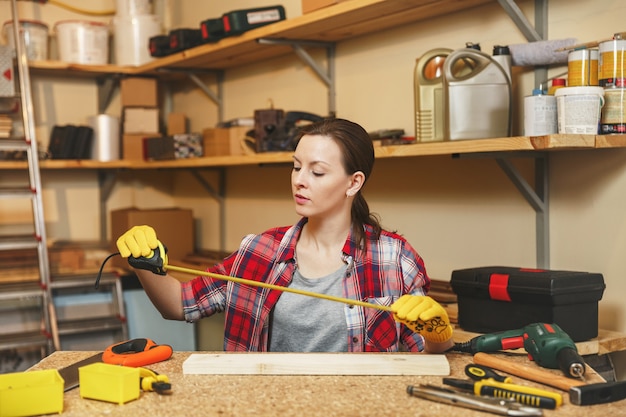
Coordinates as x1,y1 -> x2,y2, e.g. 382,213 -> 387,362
548,78 -> 567,95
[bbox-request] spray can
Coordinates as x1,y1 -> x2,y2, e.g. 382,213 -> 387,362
443,47 -> 511,140
414,48 -> 452,142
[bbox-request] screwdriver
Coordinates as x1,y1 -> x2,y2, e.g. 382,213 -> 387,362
443,377 -> 562,409
465,364 -> 511,383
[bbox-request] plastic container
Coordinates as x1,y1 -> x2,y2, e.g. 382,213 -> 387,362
112,14 -> 160,66
88,114 -> 120,161
55,20 -> 109,65
0,369 -> 64,416
414,48 -> 452,142
555,86 -> 604,134
492,44 -> 512,83
2,20 -> 49,61
116,0 -> 153,16
443,48 -> 511,140
79,362 -> 140,404
547,78 -> 566,95
523,89 -> 557,136
450,266 -> 606,342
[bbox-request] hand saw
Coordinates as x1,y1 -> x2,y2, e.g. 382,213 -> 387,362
58,352 -> 102,391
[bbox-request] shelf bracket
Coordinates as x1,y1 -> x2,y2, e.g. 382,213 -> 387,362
96,75 -> 120,114
257,38 -> 336,116
98,170 -> 119,244
157,69 -> 225,123
495,154 -> 550,268
456,152 -> 550,269
187,71 -> 225,123
187,168 -> 227,252
497,0 -> 548,91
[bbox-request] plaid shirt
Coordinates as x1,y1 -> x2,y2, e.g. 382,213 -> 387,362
181,218 -> 430,352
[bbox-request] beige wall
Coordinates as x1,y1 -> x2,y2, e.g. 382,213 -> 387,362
3,0 -> 626,336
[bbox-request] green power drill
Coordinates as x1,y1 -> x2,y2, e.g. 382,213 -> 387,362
452,322 -> 586,379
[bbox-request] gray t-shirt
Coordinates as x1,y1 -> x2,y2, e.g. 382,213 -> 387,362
269,264 -> 349,352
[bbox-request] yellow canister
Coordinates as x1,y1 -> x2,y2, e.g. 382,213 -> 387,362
600,87 -> 626,134
568,49 -> 598,86
599,39 -> 626,87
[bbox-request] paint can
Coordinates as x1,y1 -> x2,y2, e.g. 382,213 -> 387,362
555,86 -> 604,134
55,20 -> 109,65
600,87 -> 626,134
524,89 -> 557,136
568,49 -> 598,86
599,39 -> 626,87
112,14 -> 160,66
115,0 -> 153,16
2,20 -> 49,61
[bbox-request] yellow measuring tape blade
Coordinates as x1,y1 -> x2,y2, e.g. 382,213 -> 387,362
165,264 -> 393,313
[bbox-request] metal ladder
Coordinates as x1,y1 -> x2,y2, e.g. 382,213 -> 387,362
0,0 -> 60,360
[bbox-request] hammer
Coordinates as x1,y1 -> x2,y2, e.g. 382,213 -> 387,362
474,352 -> 626,406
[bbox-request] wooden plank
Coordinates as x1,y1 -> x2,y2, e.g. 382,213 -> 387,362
183,352 -> 450,376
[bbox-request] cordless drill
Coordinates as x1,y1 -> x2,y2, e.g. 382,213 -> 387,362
453,322 -> 586,379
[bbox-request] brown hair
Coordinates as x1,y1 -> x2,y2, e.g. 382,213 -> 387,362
297,118 -> 382,248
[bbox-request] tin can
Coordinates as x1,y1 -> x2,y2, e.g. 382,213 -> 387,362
599,39 -> 626,87
524,90 -> 557,136
600,87 -> 626,134
568,49 -> 598,86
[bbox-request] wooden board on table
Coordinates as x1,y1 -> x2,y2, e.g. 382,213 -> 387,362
183,353 -> 450,376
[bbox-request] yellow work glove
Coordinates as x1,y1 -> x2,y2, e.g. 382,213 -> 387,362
116,225 -> 168,275
391,295 -> 453,344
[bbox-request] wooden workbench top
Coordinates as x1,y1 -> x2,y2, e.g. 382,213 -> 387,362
29,351 -> 625,417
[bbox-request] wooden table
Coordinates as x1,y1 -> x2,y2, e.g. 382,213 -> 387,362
29,351 -> 626,417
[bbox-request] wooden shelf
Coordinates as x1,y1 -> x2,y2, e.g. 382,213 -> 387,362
24,0 -> 492,77
1,134 -> 624,170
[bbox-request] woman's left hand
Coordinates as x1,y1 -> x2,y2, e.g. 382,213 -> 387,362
391,295 -> 453,343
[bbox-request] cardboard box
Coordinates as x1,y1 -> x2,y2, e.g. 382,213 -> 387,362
167,113 -> 188,135
450,266 -> 606,342
110,207 -> 195,269
122,133 -> 159,161
202,126 -> 249,156
144,134 -> 203,160
120,77 -> 158,107
123,107 -> 160,134
302,0 -> 350,14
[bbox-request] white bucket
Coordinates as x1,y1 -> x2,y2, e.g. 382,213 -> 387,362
115,0 -> 153,16
55,20 -> 109,65
112,14 -> 160,66
2,20 -> 49,61
555,86 -> 605,134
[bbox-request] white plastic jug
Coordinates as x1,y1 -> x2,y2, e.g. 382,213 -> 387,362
443,48 -> 511,140
414,48 -> 452,142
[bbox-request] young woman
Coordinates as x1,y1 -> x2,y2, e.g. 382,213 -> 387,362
117,118 -> 453,353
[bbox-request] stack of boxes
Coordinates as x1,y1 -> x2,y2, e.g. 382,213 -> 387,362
120,77 -> 160,161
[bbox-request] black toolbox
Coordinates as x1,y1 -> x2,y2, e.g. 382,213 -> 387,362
450,266 -> 605,342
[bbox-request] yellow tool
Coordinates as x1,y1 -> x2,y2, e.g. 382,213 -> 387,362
138,367 -> 171,394
99,240 -> 452,342
164,258 -> 452,342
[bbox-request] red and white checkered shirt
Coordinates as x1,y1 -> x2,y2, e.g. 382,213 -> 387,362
181,217 -> 430,352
